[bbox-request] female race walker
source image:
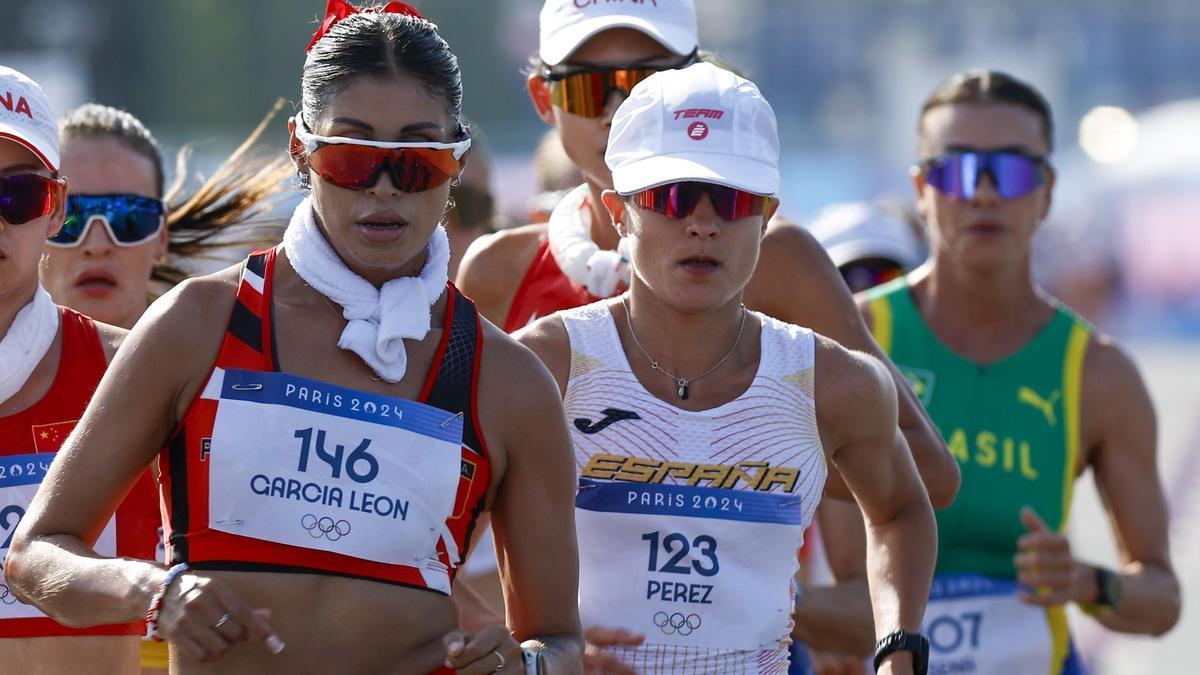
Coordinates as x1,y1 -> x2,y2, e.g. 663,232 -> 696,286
42,102 -> 291,330
458,0 -> 956,509
0,66 -> 158,674
861,70 -> 1180,673
7,4 -> 582,674
518,62 -> 938,675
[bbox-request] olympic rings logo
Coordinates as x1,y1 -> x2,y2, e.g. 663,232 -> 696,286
301,514 -> 351,541
0,584 -> 17,605
652,611 -> 701,636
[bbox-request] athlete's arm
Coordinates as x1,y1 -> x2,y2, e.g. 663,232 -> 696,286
467,324 -> 583,672
791,500 -> 874,657
517,314 -> 643,674
455,225 -> 544,326
747,220 -> 959,507
7,271 -> 280,660
1015,338 -> 1180,635
815,337 -> 936,675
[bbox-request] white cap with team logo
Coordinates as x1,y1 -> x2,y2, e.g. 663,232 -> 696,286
0,66 -> 59,172
539,0 -> 698,66
606,62 -> 779,196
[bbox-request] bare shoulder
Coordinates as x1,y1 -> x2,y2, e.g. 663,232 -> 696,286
748,219 -> 834,306
456,223 -> 547,322
513,314 -> 572,395
1080,329 -> 1155,443
92,321 -> 128,363
117,265 -> 243,415
145,265 -> 242,340
814,334 -> 897,435
476,319 -> 566,440
1082,330 -> 1147,392
746,218 -> 869,346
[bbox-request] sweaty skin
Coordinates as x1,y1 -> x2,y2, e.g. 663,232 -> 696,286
515,189 -> 936,675
6,73 -> 583,674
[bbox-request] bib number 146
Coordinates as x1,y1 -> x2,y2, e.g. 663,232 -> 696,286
642,531 -> 719,576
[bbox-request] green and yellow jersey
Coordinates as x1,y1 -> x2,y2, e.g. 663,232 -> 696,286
865,277 -> 1092,674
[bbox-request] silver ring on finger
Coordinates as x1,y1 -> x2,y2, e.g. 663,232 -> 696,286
491,649 -> 506,672
213,613 -> 231,630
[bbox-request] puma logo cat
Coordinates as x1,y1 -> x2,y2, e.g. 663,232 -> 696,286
1017,386 -> 1060,426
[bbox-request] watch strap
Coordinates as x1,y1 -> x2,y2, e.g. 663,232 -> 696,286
873,629 -> 929,675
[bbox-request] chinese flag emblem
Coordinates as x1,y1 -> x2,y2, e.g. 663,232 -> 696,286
31,420 -> 79,453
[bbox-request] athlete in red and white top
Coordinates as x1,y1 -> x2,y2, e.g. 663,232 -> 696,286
519,62 -> 937,675
0,65 -> 158,675
6,4 -> 581,674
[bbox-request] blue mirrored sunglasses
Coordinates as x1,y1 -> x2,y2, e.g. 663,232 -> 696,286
48,194 -> 166,247
922,151 -> 1047,200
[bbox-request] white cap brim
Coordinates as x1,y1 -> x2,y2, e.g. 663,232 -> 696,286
0,125 -> 59,173
826,240 -> 921,269
613,152 -> 778,196
541,16 -> 697,66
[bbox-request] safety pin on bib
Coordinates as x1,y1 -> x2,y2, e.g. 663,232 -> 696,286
440,411 -> 464,428
231,384 -> 263,391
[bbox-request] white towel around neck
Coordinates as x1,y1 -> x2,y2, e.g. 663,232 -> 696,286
0,285 -> 59,406
282,197 -> 449,383
547,183 -> 631,297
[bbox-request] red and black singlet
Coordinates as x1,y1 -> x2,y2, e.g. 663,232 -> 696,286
0,307 -> 159,637
502,238 -> 600,333
160,249 -> 491,593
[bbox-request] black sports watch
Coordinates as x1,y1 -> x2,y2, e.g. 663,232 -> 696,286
873,630 -> 929,674
1082,565 -> 1122,615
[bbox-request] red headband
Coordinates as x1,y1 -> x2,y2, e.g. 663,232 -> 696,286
306,0 -> 426,52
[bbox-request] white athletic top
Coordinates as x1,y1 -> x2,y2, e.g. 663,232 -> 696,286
563,301 -> 828,674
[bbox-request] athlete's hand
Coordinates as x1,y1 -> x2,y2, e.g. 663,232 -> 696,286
583,626 -> 643,675
157,572 -> 284,662
1015,506 -> 1088,607
443,624 -> 522,674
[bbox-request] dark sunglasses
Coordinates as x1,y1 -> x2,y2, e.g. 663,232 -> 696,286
631,181 -> 770,221
48,194 -> 166,247
921,151 -> 1048,200
840,258 -> 905,294
0,174 -> 64,225
292,116 -> 471,193
542,50 -> 698,119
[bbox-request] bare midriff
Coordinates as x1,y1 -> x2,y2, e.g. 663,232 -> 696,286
175,570 -> 457,674
0,635 -> 140,675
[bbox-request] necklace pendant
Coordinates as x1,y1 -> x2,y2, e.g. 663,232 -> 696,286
677,379 -> 690,400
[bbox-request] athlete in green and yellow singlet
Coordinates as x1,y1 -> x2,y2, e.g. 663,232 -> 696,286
847,70 -> 1180,675
867,277 -> 1091,671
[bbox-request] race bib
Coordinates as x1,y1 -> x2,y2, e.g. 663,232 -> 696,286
206,369 -> 463,590
576,479 -> 805,652
922,574 -> 1053,674
0,453 -> 116,620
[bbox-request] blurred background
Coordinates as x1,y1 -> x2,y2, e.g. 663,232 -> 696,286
2,1 -> 1196,672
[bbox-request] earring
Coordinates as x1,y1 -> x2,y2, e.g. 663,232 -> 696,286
295,171 -> 311,191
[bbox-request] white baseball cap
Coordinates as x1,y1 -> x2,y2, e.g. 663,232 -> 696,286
606,62 -> 780,196
539,0 -> 698,66
0,66 -> 59,173
808,202 -> 925,269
